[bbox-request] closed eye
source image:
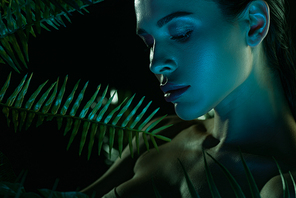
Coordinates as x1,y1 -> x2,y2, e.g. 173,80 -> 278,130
170,30 -> 193,42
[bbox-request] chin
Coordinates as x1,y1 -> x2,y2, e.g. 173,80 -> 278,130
174,103 -> 204,121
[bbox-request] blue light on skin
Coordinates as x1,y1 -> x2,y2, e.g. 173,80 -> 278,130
135,0 -> 296,159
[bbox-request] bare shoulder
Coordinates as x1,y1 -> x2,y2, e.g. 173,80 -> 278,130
260,171 -> 296,198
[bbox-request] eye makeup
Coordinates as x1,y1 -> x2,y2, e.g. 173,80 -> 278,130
168,20 -> 194,42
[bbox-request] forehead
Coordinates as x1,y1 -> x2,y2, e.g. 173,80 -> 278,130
134,0 -> 220,27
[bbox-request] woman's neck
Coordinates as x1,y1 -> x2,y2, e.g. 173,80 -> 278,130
209,63 -> 296,161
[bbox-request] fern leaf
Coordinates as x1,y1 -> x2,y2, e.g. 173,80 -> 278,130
207,152 -> 246,198
98,125 -> 106,155
61,0 -> 81,12
16,29 -> 29,63
25,81 -> 56,130
142,131 -> 149,152
14,0 -> 23,29
7,0 -> 15,32
121,96 -> 145,128
21,80 -> 48,130
145,115 -> 168,133
0,73 -> 173,160
1,36 -> 22,71
87,123 -> 98,160
95,90 -> 117,122
111,94 -> 135,125
0,45 -> 20,73
273,156 -> 289,198
103,98 -> 127,125
33,81 -> 56,112
0,72 -> 11,103
129,101 -> 152,129
178,158 -> 200,198
135,131 -> 140,155
79,84 -> 100,119
35,0 -> 42,34
6,73 -> 27,106
150,135 -> 159,153
238,147 -> 261,198
289,171 -> 296,198
12,109 -> 19,132
48,0 -> 71,17
50,75 -> 68,119
88,85 -> 108,120
61,79 -> 80,115
41,77 -> 59,113
117,128 -> 124,158
67,119 -> 81,150
37,80 -> 59,127
202,148 -> 221,198
138,107 -> 160,131
64,118 -> 73,135
12,73 -> 33,132
69,81 -> 88,117
8,32 -> 27,68
0,13 -> 8,36
79,121 -> 91,156
127,130 -> 133,158
108,127 -> 115,159
58,79 -> 80,129
25,80 -> 48,110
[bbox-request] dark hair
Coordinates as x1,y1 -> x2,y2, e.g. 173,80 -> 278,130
208,0 -> 296,120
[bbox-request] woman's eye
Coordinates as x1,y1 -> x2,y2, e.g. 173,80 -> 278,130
170,30 -> 193,42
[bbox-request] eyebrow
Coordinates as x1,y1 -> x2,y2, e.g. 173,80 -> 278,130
136,11 -> 193,35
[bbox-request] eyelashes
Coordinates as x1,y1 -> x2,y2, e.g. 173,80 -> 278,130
139,29 -> 194,51
170,30 -> 193,42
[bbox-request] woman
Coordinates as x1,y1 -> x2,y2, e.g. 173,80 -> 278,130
81,0 -> 296,197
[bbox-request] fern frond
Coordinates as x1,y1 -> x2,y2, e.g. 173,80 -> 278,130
0,0 -> 105,72
0,73 -> 172,160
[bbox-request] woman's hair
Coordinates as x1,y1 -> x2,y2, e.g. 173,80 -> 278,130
207,0 -> 296,120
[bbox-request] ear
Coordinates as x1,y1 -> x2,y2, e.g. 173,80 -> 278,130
245,1 -> 270,47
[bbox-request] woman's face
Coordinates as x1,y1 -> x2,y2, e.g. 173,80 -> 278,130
135,0 -> 253,120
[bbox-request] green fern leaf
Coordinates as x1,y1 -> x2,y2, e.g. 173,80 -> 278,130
207,152 -> 246,198
273,156 -> 289,198
178,158 -> 200,198
202,148 -> 221,198
49,75 -> 68,120
98,125 -> 106,155
88,85 -> 109,120
0,73 -> 173,160
6,74 -> 27,106
35,0 -> 42,34
127,130 -> 133,158
79,121 -> 91,156
79,84 -> 100,118
95,90 -> 117,122
289,171 -> 296,198
87,123 -> 98,160
108,127 -> 115,159
121,96 -> 145,128
117,128 -> 124,158
58,79 -> 80,129
0,72 -> 12,103
69,81 -> 88,116
103,98 -> 127,125
238,147 -> 261,198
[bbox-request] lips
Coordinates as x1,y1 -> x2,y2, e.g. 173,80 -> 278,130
160,83 -> 190,102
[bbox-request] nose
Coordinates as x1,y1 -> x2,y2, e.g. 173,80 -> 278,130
149,42 -> 178,76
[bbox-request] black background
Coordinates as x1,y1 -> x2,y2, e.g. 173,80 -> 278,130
0,0 -> 295,194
